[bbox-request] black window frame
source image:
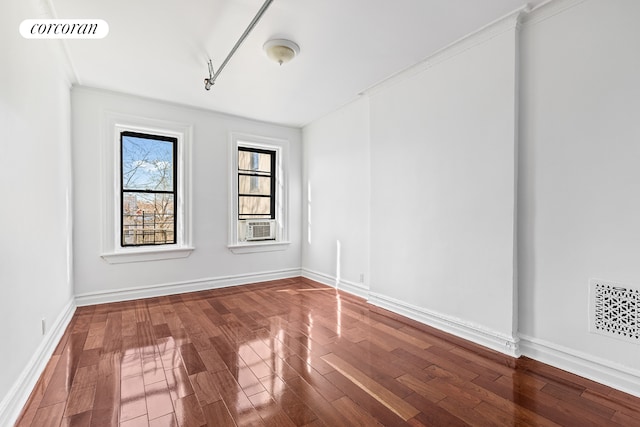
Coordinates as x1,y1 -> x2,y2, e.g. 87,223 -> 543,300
237,146 -> 276,220
120,131 -> 178,247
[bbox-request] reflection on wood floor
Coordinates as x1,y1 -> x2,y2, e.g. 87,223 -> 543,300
16,277 -> 640,426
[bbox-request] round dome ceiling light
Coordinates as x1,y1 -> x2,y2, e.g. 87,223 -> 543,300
263,39 -> 300,65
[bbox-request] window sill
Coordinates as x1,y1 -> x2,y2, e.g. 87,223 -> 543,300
228,241 -> 291,254
101,246 -> 194,264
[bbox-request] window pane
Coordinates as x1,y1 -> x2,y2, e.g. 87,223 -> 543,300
239,196 -> 271,217
239,175 -> 271,196
122,192 -> 175,245
238,150 -> 271,174
122,134 -> 174,191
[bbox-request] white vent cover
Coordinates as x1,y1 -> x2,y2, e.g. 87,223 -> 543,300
589,279 -> 639,344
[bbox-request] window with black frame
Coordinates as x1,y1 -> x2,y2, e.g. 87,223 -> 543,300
238,147 -> 275,220
120,131 -> 177,246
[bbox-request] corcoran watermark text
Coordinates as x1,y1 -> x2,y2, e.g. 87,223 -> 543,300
20,19 -> 109,39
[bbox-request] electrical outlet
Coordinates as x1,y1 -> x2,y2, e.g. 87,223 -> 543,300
359,273 -> 365,283
41,318 -> 46,335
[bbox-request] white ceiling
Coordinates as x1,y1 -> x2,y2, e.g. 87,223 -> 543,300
52,0 -> 541,127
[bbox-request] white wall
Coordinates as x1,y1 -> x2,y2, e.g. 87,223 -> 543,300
301,0 -> 640,396
518,0 -> 640,384
302,15 -> 521,353
302,98 -> 370,296
301,13 -> 522,355
72,88 -> 302,301
0,0 -> 75,422
367,22 -> 519,351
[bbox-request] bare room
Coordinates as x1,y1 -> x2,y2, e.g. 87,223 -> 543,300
2,0 -> 639,425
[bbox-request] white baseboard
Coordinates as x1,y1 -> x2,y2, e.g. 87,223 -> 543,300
0,298 -> 76,427
300,269 -> 519,357
368,292 -> 520,358
75,268 -> 302,306
300,268 -> 370,299
301,269 -> 640,398
519,334 -> 640,398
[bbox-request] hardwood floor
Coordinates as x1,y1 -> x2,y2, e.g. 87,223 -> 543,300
15,277 -> 640,426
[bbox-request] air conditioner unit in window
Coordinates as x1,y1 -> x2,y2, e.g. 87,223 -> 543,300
245,219 -> 276,241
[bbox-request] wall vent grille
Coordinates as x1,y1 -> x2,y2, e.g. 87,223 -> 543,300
590,279 -> 639,344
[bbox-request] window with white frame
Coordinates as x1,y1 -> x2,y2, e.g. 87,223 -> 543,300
229,134 -> 289,253
102,113 -> 193,264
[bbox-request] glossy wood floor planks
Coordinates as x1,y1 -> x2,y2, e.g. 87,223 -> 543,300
15,278 -> 640,426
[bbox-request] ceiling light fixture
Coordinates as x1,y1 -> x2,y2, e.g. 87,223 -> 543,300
263,39 -> 300,65
204,0 -> 274,90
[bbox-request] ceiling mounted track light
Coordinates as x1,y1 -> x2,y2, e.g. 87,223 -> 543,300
204,0 -> 274,91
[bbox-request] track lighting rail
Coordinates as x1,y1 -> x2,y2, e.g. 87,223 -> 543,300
205,0 -> 274,90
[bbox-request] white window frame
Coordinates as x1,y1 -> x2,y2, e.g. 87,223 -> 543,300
101,113 -> 193,263
228,133 -> 290,254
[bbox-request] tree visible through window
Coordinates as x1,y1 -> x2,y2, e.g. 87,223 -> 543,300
120,131 -> 177,246
238,147 -> 275,220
